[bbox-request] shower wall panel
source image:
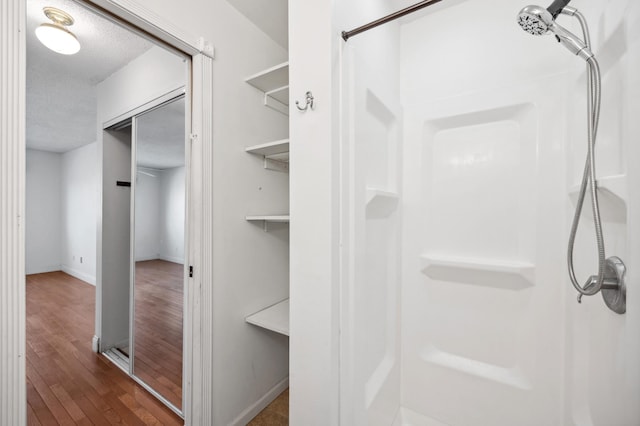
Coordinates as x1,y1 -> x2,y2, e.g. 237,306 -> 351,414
401,80 -> 565,426
339,20 -> 403,426
563,1 -> 640,424
338,0 -> 639,425
399,0 -> 568,424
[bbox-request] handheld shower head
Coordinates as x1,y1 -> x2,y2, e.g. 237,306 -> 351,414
517,5 -> 554,35
517,4 -> 594,60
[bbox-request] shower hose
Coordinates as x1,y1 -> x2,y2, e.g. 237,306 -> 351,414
565,11 -> 605,301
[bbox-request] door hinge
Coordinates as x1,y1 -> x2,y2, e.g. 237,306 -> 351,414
189,266 -> 194,278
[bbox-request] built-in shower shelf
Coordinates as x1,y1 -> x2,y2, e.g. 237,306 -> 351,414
569,175 -> 627,222
569,174 -> 627,205
246,299 -> 289,336
246,62 -> 289,116
420,254 -> 535,290
246,139 -> 289,172
366,188 -> 399,218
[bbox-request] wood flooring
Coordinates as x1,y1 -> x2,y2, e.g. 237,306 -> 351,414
26,271 -> 183,425
133,260 -> 184,409
247,389 -> 289,426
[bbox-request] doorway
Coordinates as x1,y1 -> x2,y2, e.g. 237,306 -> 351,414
3,0 -> 214,422
24,0 -> 189,419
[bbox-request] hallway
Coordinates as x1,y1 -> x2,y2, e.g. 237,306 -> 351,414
26,272 -> 182,425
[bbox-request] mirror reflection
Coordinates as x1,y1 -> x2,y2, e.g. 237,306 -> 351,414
133,96 -> 185,409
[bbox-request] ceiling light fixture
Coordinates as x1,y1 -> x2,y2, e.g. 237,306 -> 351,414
35,7 -> 81,55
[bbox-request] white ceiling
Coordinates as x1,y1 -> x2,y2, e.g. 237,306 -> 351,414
226,0 -> 288,49
26,0 -> 153,153
224,0 -> 468,52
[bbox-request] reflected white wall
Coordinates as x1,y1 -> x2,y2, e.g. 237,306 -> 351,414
134,168 -> 161,261
134,166 -> 185,264
159,166 -> 185,264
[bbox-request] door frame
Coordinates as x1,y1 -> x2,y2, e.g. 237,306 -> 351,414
0,1 -> 214,424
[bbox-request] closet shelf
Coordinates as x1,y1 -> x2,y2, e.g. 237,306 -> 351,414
246,139 -> 289,157
246,215 -> 290,222
246,139 -> 289,171
246,62 -> 289,116
246,299 -> 290,336
245,62 -> 289,92
246,215 -> 290,231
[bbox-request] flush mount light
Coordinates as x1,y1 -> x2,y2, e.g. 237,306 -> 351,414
35,7 -> 81,55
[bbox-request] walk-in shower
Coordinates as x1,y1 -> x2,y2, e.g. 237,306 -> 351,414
517,1 -> 627,313
338,0 -> 638,424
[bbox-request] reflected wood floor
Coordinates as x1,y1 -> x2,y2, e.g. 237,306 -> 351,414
134,260 -> 183,409
26,271 -> 182,425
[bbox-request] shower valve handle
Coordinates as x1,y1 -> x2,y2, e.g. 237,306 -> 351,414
577,276 -> 619,303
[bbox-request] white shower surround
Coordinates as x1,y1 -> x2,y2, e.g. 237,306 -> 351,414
338,0 -> 640,425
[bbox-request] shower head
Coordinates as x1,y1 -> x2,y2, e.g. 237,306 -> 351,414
516,0 -> 573,32
517,4 -> 594,61
517,5 -> 554,35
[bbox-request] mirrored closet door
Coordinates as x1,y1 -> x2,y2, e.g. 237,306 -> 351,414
131,95 -> 186,411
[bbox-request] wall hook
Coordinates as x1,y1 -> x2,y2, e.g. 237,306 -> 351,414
295,91 -> 314,111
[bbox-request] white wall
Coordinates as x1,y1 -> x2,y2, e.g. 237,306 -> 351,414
94,23 -> 286,423
26,145 -> 98,283
25,149 -> 62,274
289,0 -> 341,424
96,45 -> 186,351
61,142 -> 98,285
205,4 -> 291,422
159,166 -> 185,263
98,46 -> 186,123
134,167 -> 161,261
118,2 -> 291,423
134,166 -> 185,264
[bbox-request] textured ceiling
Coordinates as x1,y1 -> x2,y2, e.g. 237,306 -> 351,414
26,0 -> 153,153
137,97 -> 186,170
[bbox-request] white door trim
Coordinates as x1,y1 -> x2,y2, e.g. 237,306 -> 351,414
0,1 -> 26,424
0,1 -> 214,424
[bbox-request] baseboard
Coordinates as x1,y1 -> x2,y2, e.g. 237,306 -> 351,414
134,255 -> 184,264
231,376 -> 289,426
92,335 -> 100,353
26,264 -> 61,275
160,255 -> 184,264
135,255 -> 161,262
61,265 -> 96,286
